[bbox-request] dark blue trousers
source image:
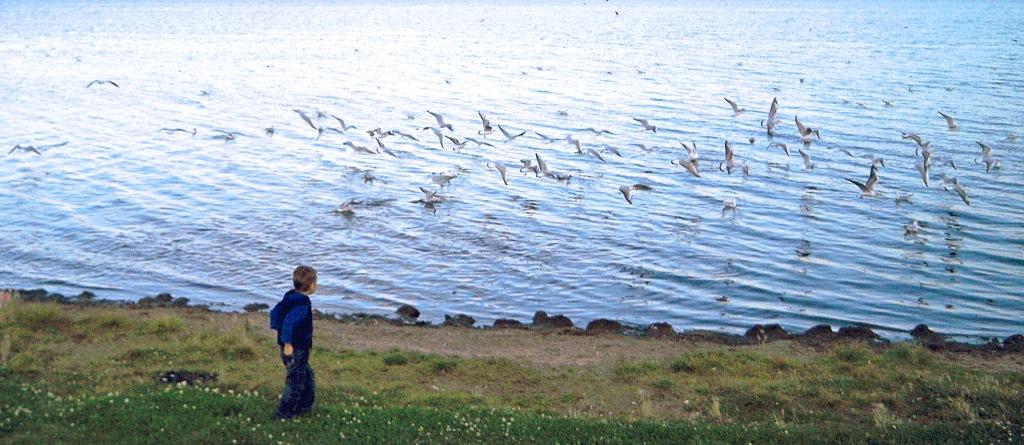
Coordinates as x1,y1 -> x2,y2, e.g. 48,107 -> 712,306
275,347 -> 315,418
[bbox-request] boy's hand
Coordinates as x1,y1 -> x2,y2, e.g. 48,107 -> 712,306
283,343 -> 294,357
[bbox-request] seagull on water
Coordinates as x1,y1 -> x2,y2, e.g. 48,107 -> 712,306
761,98 -> 779,136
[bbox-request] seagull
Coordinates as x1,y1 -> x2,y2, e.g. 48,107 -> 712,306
845,164 -> 879,196
904,220 -> 921,235
265,127 -> 275,136
392,130 -> 420,141
761,98 -> 779,136
498,125 -> 526,141
895,193 -> 914,204
719,140 -> 737,174
431,172 -> 458,187
723,97 -> 745,114
535,132 -> 558,143
1006,131 -> 1017,142
160,127 -> 196,135
632,117 -> 657,132
477,111 -> 493,136
794,115 -> 821,143
722,198 -> 738,210
602,146 -> 623,157
487,162 -> 510,186
976,141 -> 1000,172
680,140 -> 699,162
330,115 -> 357,132
883,100 -> 894,107
938,111 -> 959,130
631,143 -> 653,153
671,156 -> 701,178
427,111 -> 454,131
583,127 -> 613,135
374,138 -> 399,157
445,135 -> 467,151
421,127 -> 446,149
915,159 -> 930,187
520,159 -> 541,176
901,132 -> 926,146
565,135 -> 582,152
768,142 -> 790,156
416,187 -> 443,204
293,109 -> 323,140
343,141 -> 378,155
8,145 -> 42,155
584,148 -> 606,162
464,137 -> 494,147
618,184 -> 653,205
939,175 -> 970,205
86,80 -> 119,88
798,148 -> 814,170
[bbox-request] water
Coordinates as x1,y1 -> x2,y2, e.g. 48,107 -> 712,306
2,0 -> 1022,340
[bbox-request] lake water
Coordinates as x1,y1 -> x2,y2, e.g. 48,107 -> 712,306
1,0 -> 1022,340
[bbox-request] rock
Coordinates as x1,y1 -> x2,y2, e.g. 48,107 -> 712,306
803,324 -> 834,338
532,311 -> 574,329
442,314 -> 475,328
493,318 -> 525,329
837,326 -> 880,341
585,318 -> 624,334
154,293 -> 174,303
243,303 -> 270,312
1004,334 -> 1024,353
646,322 -> 676,338
396,304 -> 420,321
157,370 -> 217,386
745,324 -> 792,342
170,297 -> 189,308
910,324 -> 946,350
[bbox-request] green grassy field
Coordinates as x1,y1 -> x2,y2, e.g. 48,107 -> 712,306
1,300 -> 1022,444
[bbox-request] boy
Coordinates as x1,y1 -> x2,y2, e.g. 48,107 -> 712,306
269,265 -> 317,419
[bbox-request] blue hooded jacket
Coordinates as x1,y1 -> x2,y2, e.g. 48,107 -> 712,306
269,289 -> 313,350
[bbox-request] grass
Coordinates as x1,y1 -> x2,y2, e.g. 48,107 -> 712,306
0,301 -> 1022,444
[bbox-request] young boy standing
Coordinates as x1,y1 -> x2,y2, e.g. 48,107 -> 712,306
270,265 -> 317,419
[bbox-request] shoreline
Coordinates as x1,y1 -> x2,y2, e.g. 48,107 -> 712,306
4,287 -> 1022,355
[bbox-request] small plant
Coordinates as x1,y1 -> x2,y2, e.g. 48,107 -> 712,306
649,378 -> 673,391
429,358 -> 458,374
871,402 -> 901,429
668,357 -> 694,373
383,352 -> 409,366
709,396 -> 723,421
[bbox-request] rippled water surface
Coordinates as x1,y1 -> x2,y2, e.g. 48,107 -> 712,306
2,0 -> 1022,339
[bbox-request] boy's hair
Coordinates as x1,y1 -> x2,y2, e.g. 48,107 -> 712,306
292,265 -> 317,293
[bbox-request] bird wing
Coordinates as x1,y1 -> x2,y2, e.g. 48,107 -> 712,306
293,109 -> 317,130
724,97 -> 740,112
845,178 -> 868,193
478,111 -> 490,128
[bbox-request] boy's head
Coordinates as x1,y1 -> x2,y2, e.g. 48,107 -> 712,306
292,265 -> 318,295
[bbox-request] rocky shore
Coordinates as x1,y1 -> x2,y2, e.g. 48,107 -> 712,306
4,287 -> 1022,354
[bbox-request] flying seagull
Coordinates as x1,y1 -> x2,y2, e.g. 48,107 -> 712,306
761,97 -> 779,136
498,125 -> 526,141
427,111 -> 453,131
798,148 -> 814,170
477,111 -> 493,136
845,164 -> 879,196
632,117 -> 657,133
938,111 -> 959,130
86,80 -> 119,88
724,97 -> 745,114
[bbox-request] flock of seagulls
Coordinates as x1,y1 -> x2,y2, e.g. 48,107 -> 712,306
7,79 -> 1013,238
